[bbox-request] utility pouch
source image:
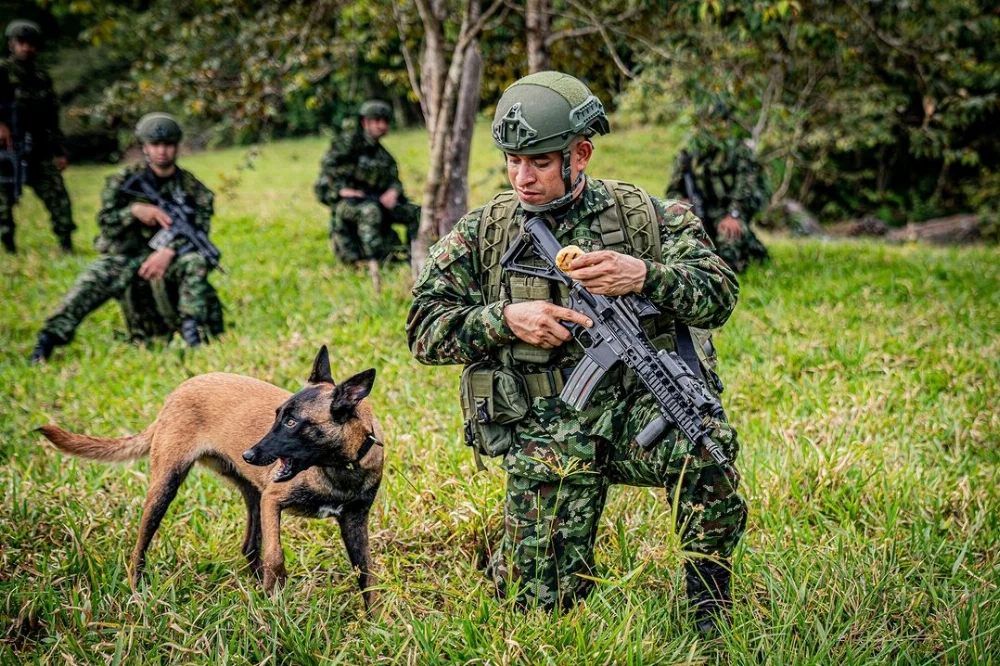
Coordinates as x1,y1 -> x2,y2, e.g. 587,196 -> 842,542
459,362 -> 530,462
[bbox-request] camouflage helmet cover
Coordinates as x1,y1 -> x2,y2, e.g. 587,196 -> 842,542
359,99 -> 392,120
136,112 -> 183,144
6,20 -> 42,45
492,71 -> 610,155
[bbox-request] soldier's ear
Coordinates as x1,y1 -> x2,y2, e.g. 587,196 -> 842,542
307,345 -> 335,385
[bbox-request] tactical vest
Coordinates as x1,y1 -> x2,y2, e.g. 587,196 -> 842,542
460,180 -> 722,467
479,179 -> 675,383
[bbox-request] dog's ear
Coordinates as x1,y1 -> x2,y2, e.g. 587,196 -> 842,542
329,368 -> 376,422
308,345 -> 335,385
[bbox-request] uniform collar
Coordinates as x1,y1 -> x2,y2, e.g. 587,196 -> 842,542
543,176 -> 615,231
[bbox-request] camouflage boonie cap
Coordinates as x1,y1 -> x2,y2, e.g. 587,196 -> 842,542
5,20 -> 42,44
135,112 -> 183,144
359,100 -> 392,120
492,71 -> 610,155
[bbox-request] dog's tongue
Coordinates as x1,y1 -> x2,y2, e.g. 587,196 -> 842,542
274,457 -> 293,482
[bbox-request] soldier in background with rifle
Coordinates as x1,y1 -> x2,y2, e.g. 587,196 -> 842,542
0,20 -> 75,254
314,99 -> 420,283
666,105 -> 770,273
30,113 -> 223,363
408,72 -> 748,633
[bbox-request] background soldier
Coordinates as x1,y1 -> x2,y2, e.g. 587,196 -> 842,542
665,107 -> 770,273
30,113 -> 222,363
407,72 -> 748,633
314,99 -> 420,264
0,19 -> 74,253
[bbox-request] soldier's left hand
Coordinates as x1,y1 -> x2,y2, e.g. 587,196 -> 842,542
139,248 -> 176,281
718,215 -> 743,240
379,189 -> 400,210
54,156 -> 68,172
566,250 -> 647,295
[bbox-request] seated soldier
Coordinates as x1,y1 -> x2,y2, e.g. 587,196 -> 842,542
314,100 -> 420,264
118,269 -> 224,344
665,105 -> 770,273
30,113 -> 222,363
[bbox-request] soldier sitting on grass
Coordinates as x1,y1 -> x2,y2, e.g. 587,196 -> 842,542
314,100 -> 420,266
30,113 -> 223,363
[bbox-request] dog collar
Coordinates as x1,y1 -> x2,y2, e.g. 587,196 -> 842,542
354,431 -> 382,464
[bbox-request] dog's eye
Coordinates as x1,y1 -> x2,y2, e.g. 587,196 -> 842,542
284,418 -> 297,428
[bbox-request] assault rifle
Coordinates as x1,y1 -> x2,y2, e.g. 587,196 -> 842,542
678,149 -> 707,223
500,217 -> 734,477
121,172 -> 224,273
0,106 -> 31,204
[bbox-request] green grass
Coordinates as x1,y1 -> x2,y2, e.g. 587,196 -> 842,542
2,120 -> 999,665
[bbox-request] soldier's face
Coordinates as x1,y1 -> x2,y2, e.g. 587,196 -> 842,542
10,39 -> 37,60
362,117 -> 390,141
143,142 -> 178,169
505,139 -> 593,206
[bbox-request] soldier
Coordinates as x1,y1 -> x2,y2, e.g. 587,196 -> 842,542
0,19 -> 75,253
30,113 -> 221,363
665,106 -> 770,273
407,72 -> 748,633
314,100 -> 420,264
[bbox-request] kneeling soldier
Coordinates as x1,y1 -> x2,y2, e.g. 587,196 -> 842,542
314,99 -> 420,264
407,72 -> 748,633
30,113 -> 221,363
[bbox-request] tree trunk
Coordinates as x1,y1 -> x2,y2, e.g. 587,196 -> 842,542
526,0 -> 551,73
441,41 -> 483,236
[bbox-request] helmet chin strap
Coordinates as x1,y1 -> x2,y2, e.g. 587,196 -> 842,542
520,148 -> 584,214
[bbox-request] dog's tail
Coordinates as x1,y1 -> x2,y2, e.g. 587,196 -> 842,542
38,424 -> 153,462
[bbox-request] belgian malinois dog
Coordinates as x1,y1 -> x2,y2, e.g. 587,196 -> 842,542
38,346 -> 383,610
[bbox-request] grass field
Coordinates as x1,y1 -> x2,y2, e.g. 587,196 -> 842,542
1,121 -> 998,665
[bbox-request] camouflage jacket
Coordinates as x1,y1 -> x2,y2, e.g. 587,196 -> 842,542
95,163 -> 214,257
407,178 -> 739,474
666,135 -> 770,225
314,129 -> 404,207
0,57 -> 65,157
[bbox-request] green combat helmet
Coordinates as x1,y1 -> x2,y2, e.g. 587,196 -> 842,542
135,112 -> 183,144
358,99 -> 392,121
492,71 -> 609,212
5,20 -> 43,45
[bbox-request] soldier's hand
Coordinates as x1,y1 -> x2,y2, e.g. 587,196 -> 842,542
566,250 -> 647,295
54,156 -> 68,172
339,188 -> 365,199
0,124 -> 10,149
138,248 -> 176,281
718,216 -> 743,240
131,203 -> 172,228
503,301 -> 592,349
379,189 -> 399,210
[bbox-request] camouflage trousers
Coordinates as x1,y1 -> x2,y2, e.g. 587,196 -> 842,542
42,252 -> 214,343
330,198 -> 420,263
0,158 -> 75,244
710,217 -> 769,274
488,391 -> 748,610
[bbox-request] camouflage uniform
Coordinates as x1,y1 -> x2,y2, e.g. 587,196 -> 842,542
39,163 -> 221,344
666,133 -> 770,273
407,178 -> 748,610
0,54 -> 74,248
314,126 -> 420,262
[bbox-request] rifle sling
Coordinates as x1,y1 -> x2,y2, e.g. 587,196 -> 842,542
674,322 -> 706,384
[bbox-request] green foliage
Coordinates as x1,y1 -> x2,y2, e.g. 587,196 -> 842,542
649,0 -> 1000,224
2,123 -> 1000,663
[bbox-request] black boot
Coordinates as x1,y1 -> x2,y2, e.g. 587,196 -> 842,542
30,332 -> 59,364
685,559 -> 733,635
58,235 -> 74,254
2,231 -> 14,254
180,318 -> 202,347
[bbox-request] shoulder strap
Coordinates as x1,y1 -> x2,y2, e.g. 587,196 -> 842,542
479,190 -> 521,304
598,179 -> 661,262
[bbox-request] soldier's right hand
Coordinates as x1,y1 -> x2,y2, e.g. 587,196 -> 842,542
339,188 -> 365,199
131,203 -> 172,228
503,301 -> 592,349
0,124 -> 10,149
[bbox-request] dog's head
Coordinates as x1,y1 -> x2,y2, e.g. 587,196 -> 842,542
242,346 -> 378,483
